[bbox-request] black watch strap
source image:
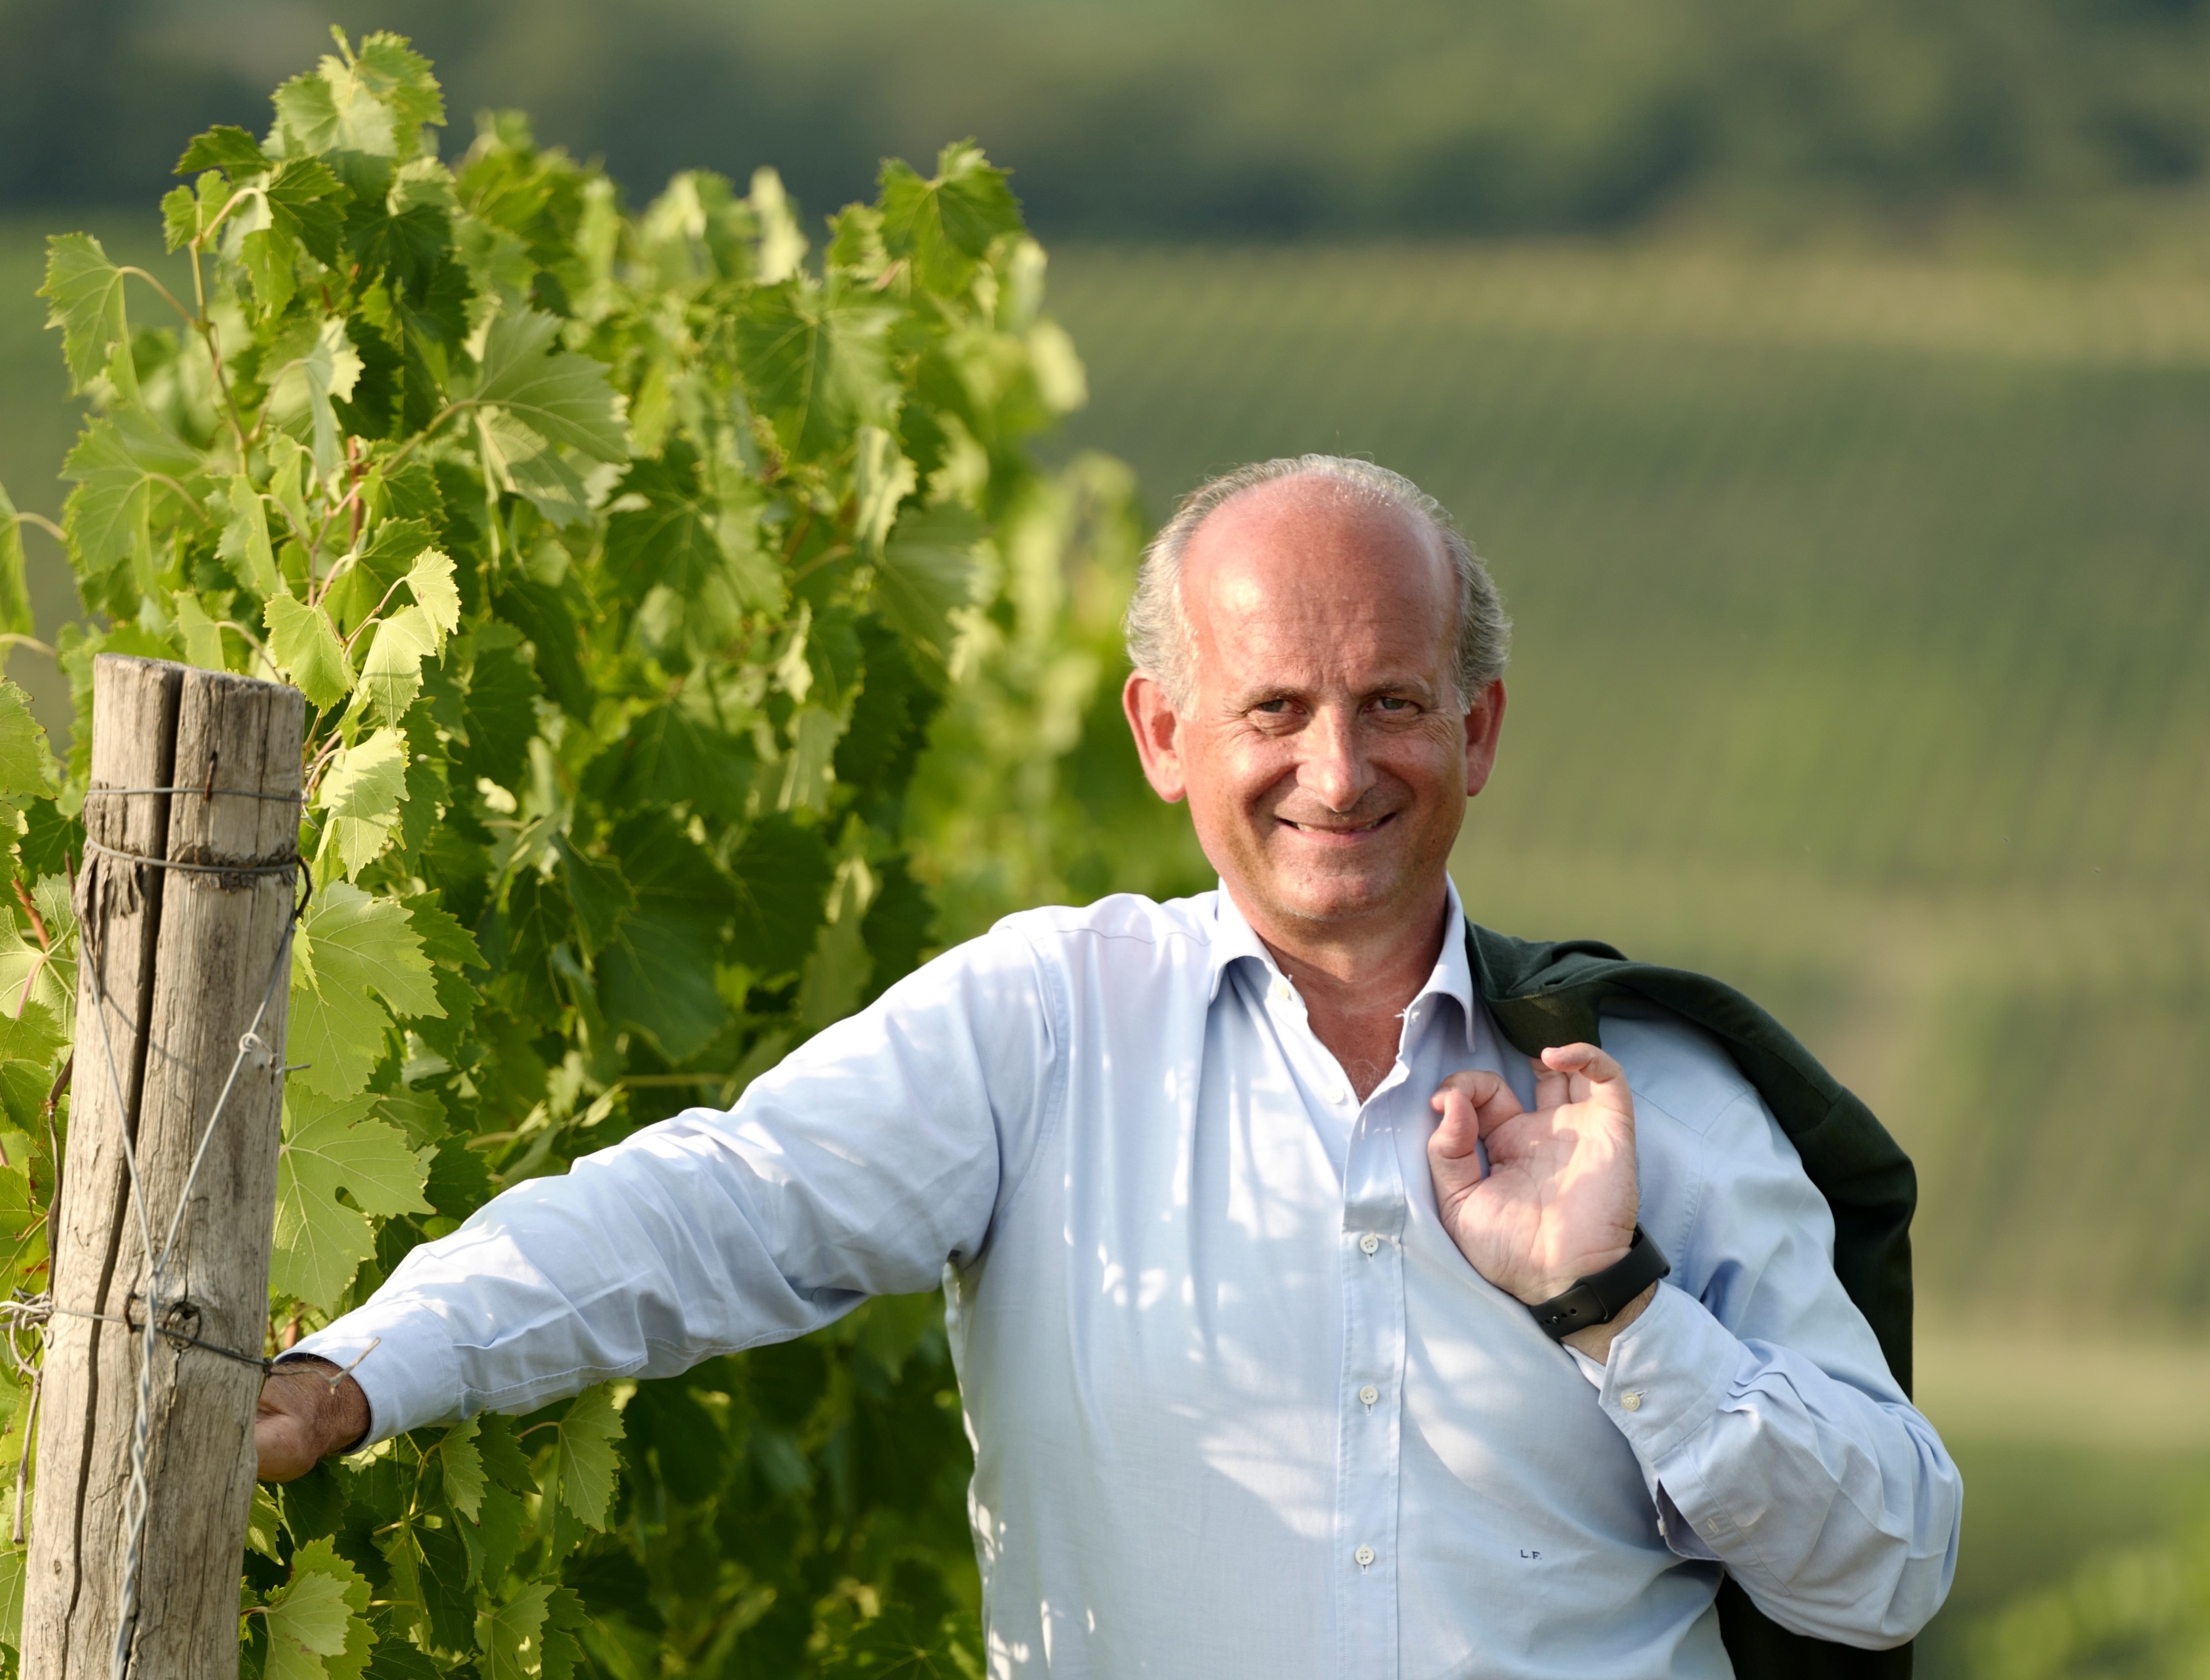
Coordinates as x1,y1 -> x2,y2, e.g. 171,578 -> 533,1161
1527,1226 -> 1670,1341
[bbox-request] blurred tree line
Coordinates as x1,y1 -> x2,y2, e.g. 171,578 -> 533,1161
6,0 -> 2209,240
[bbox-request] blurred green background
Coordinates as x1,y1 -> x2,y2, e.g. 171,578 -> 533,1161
4,2 -> 2209,1673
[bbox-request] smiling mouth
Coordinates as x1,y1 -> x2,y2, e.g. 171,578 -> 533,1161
1280,813 -> 1395,836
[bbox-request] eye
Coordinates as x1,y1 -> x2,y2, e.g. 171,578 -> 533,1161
1372,696 -> 1414,713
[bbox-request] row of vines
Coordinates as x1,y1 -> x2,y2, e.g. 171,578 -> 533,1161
0,30 -> 1199,1678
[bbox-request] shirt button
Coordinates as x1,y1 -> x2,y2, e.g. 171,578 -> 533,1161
1359,1234 -> 1380,1256
1330,1083 -> 1350,1104
1620,1391 -> 1643,1412
1271,978 -> 1292,1002
1354,1546 -> 1376,1569
1359,1384 -> 1379,1407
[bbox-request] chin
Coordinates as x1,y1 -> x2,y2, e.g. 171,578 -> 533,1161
1271,873 -> 1401,926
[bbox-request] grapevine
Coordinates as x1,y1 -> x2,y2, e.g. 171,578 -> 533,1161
0,29 -> 1159,1677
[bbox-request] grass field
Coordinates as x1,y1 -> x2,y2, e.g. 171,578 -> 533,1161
1046,240 -> 2210,1336
4,220 -> 2207,1672
1037,243 -> 2210,1676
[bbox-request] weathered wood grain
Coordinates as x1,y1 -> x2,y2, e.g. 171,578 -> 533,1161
24,656 -> 303,1680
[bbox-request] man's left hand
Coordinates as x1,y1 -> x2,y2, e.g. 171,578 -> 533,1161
1427,1045 -> 1648,1354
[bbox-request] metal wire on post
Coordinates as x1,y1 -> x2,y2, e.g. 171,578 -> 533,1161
67,788 -> 309,1680
20,662 -> 317,1680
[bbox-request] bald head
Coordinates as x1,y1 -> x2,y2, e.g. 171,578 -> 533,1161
1178,476 -> 1461,719
1123,455 -> 1509,713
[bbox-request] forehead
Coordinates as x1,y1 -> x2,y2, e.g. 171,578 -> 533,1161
1180,476 -> 1456,684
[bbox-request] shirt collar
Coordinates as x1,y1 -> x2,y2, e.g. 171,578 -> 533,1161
1206,878 -> 1481,1049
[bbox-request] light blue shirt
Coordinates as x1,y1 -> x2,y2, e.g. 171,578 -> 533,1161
301,884 -> 1960,1678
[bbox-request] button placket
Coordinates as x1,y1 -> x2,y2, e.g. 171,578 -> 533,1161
1335,1092 -> 1408,1679
1260,968 -> 1361,1114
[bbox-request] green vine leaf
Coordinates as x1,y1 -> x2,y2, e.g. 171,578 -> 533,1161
356,607 -> 440,724
264,593 -> 354,712
438,1416 -> 487,1521
876,503 -> 985,661
543,1386 -> 624,1530
853,425 -> 917,558
0,680 -> 60,796
818,1607 -> 987,1679
287,883 -> 438,1097
262,1536 -> 374,1680
597,813 -> 736,1060
62,410 -> 201,589
262,160 -> 347,268
174,124 -> 269,180
0,482 -> 30,638
317,726 -> 410,877
276,50 -> 404,160
551,834 -> 633,958
602,452 -> 735,601
272,1089 -> 434,1309
160,184 -> 203,255
476,1582 -> 552,1680
477,410 -> 617,527
0,886 -> 73,1029
406,547 -> 461,644
219,473 -> 282,594
171,589 -> 227,670
324,516 -> 434,632
733,287 -> 898,462
40,232 -> 138,399
878,141 -> 1025,296
267,315 -> 364,487
0,997 -> 62,1077
399,893 -> 485,973
471,310 -> 629,464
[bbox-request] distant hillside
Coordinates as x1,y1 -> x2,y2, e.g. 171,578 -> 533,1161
7,0 -> 2210,241
3,208 -> 2205,1329
1039,241 -> 2210,1331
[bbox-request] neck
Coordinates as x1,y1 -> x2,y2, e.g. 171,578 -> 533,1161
1230,880 -> 1454,1101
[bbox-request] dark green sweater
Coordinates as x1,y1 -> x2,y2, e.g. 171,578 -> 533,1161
1467,924 -> 1918,1680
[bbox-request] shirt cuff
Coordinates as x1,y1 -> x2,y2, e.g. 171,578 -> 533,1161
1590,1279 -> 1745,1463
291,1298 -> 467,1449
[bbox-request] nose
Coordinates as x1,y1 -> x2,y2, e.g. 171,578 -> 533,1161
1298,703 -> 1373,813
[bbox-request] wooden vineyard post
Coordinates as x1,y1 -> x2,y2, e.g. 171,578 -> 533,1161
23,655 -> 305,1679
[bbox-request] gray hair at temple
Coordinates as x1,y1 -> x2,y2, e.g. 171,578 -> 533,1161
1122,455 -> 1511,714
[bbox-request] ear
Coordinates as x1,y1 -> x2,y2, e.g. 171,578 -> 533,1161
1462,679 -> 1506,798
1123,671 -> 1189,804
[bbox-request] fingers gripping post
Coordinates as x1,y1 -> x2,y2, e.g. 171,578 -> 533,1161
23,657 -> 306,1680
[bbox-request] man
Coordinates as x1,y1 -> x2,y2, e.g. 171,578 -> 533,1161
261,456 -> 1961,1677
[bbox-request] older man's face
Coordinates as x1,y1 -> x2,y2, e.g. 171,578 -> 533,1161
1127,476 -> 1504,944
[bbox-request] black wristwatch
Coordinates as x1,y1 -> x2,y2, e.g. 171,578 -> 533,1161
1526,1226 -> 1670,1341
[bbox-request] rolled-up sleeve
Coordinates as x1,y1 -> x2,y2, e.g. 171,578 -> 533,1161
293,923 -> 1064,1444
1580,1055 -> 1962,1650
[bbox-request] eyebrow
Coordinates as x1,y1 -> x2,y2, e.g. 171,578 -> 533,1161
1220,675 -> 1444,710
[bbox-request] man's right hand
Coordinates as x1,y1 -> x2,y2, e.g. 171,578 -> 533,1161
256,1360 -> 371,1481
1427,1044 -> 1641,1309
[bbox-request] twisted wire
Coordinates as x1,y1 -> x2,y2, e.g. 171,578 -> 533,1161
72,833 -> 306,1680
